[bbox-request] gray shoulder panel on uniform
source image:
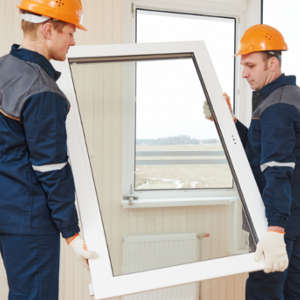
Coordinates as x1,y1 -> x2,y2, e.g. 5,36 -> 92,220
253,85 -> 300,118
0,54 -> 68,120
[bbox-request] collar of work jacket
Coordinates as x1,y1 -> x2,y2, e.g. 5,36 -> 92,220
252,74 -> 297,112
10,44 -> 61,81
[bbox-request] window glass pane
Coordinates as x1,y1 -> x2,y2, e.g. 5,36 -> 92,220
136,10 -> 235,108
69,56 -> 255,276
263,0 -> 300,79
136,58 -> 231,190
136,10 -> 235,191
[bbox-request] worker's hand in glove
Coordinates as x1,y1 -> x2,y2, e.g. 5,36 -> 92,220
202,93 -> 236,122
66,234 -> 97,267
254,228 -> 288,273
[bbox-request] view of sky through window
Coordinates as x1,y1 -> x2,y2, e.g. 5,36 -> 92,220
134,10 -> 235,190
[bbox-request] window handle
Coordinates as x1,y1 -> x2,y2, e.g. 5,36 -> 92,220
123,194 -> 139,205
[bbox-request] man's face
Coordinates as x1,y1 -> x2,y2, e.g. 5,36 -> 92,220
241,52 -> 272,91
48,24 -> 76,61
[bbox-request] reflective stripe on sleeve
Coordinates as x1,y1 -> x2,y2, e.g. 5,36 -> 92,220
32,162 -> 67,172
260,161 -> 295,173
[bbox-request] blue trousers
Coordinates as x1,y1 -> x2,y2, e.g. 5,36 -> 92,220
0,234 -> 60,300
246,226 -> 300,300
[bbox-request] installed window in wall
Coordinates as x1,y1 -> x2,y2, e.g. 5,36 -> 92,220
130,10 -> 235,198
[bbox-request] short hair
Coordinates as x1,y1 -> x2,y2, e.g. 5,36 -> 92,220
21,19 -> 40,37
20,10 -> 67,38
262,50 -> 282,66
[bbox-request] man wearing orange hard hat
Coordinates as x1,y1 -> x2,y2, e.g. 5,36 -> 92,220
205,24 -> 300,300
0,1 -> 95,299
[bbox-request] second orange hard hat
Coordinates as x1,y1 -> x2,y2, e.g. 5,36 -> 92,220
18,0 -> 87,30
236,24 -> 287,56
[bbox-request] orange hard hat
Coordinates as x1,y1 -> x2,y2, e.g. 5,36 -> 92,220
235,24 -> 287,56
18,0 -> 87,30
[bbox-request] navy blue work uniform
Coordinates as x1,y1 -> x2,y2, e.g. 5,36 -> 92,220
0,45 -> 79,300
236,74 -> 300,300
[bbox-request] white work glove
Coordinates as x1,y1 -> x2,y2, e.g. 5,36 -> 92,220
202,93 -> 236,122
254,231 -> 288,273
67,235 -> 97,266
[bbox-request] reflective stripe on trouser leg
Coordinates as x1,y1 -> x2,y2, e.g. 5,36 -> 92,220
32,162 -> 67,172
0,234 -> 60,300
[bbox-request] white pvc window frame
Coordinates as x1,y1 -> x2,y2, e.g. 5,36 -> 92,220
55,42 -> 267,299
124,0 -> 247,44
131,11 -> 237,202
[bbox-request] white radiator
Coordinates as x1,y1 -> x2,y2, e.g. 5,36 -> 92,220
121,233 -> 201,300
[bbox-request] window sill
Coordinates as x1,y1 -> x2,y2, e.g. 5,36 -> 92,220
121,196 -> 238,208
